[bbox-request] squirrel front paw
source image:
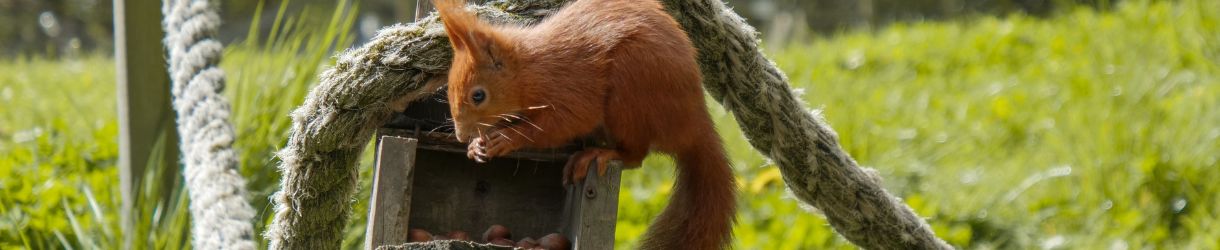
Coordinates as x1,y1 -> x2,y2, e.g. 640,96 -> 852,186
466,130 -> 523,163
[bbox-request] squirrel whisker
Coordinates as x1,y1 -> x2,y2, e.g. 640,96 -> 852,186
502,124 -> 535,142
494,115 -> 514,125
426,123 -> 454,135
496,131 -> 513,142
499,113 -> 544,132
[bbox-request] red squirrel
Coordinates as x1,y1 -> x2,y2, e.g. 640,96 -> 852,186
435,0 -> 736,248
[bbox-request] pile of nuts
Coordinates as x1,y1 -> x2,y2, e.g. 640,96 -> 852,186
409,224 -> 571,250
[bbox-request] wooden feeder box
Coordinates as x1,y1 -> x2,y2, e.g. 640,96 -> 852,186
364,92 -> 622,250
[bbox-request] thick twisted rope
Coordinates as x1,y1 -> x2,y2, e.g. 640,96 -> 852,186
267,0 -> 949,249
264,14 -> 456,250
162,0 -> 257,249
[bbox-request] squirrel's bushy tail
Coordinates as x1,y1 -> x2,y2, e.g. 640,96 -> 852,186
640,139 -> 737,250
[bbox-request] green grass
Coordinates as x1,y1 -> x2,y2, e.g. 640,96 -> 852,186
1,0 -> 361,248
0,55 -> 123,249
2,0 -> 1218,249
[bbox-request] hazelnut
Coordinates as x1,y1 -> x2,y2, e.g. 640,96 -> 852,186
447,230 -> 471,241
408,229 -> 432,242
538,233 -> 571,250
482,224 -> 512,242
516,237 -> 539,248
489,238 -> 515,247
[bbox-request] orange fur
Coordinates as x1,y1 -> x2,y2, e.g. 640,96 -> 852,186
436,0 -> 737,249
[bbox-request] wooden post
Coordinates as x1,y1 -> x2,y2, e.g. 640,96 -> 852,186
561,162 -> 622,250
414,0 -> 434,20
114,0 -> 177,248
367,3 -> 433,250
365,136 -> 421,250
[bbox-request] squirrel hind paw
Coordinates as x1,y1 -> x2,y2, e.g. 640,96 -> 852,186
563,148 -> 619,185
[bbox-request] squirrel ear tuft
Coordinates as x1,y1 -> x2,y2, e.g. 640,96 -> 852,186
435,0 -> 476,51
434,0 -> 503,67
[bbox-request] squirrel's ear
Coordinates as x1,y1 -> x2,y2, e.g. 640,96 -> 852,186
435,0 -> 504,68
467,29 -> 505,69
435,0 -> 474,51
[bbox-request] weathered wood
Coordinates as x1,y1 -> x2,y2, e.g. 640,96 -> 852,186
369,6 -> 433,249
379,128 -> 569,240
368,128 -> 620,250
410,132 -> 576,162
561,161 -> 622,250
114,0 -> 176,248
367,136 -> 421,250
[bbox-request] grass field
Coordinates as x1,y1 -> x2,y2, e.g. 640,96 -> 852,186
2,0 -> 1218,249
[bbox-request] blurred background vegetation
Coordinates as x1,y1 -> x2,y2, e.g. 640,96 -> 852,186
0,0 -> 1125,57
2,0 -> 1218,249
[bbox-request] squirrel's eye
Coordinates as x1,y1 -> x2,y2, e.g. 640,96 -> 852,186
471,88 -> 486,104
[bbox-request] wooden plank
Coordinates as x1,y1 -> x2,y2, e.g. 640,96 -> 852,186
408,131 -> 575,162
562,161 -> 622,250
367,136 -> 421,250
404,145 -> 566,239
113,0 -> 176,248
